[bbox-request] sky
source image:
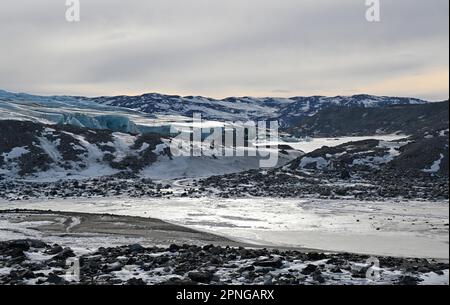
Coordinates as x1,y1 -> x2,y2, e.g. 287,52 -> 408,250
0,0 -> 448,100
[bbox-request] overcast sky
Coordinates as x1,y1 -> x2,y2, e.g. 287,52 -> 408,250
0,0 -> 448,100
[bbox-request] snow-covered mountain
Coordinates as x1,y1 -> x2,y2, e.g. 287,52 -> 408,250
92,92 -> 428,126
0,90 -> 429,130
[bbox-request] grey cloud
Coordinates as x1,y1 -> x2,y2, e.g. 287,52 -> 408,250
0,0 -> 448,100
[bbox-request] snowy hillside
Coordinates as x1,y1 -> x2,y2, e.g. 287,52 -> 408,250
0,120 -> 168,180
195,132 -> 449,201
0,120 -> 300,181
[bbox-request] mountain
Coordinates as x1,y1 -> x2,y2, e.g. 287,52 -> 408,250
0,90 -> 430,130
92,93 -> 429,126
277,94 -> 427,126
290,101 -> 449,137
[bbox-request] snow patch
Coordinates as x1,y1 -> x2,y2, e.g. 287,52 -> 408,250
2,146 -> 29,160
300,157 -> 329,169
423,154 -> 444,173
38,137 -> 62,162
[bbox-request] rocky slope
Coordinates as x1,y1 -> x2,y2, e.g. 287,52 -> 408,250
0,120 -> 169,179
290,101 -> 449,137
0,119 -> 300,186
195,133 -> 449,200
0,239 -> 447,285
288,132 -> 449,177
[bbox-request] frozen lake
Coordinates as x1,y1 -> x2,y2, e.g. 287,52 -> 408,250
1,197 -> 448,259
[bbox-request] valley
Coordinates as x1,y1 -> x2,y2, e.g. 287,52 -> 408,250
0,90 -> 448,285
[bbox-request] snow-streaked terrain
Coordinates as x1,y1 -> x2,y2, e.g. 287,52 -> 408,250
256,134 -> 408,154
1,197 -> 447,259
2,124 -> 407,181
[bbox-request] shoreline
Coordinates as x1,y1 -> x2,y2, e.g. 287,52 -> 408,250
0,210 -> 448,285
1,196 -> 448,260
0,209 -> 448,262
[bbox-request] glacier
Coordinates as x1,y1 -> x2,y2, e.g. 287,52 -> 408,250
0,91 -> 151,134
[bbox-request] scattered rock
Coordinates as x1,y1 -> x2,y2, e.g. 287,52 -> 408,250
312,271 -> 326,284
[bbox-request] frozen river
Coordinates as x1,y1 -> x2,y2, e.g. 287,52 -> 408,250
1,197 -> 448,259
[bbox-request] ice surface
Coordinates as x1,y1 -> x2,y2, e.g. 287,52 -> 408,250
2,197 -> 448,259
419,270 -> 450,285
255,134 -> 408,154
0,99 -> 148,134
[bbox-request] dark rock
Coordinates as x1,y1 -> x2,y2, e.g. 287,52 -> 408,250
127,278 -> 146,285
129,244 -> 145,253
301,264 -> 318,275
253,258 -> 283,269
209,246 -> 223,255
18,270 -> 36,279
188,271 -> 214,284
396,276 -> 423,286
7,247 -> 26,259
352,266 -> 369,279
238,265 -> 255,272
47,273 -> 66,285
159,277 -> 198,285
53,248 -> 76,260
312,271 -> 326,284
210,256 -> 223,265
330,266 -> 343,273
7,240 -> 31,251
46,245 -> 64,255
168,244 -> 180,252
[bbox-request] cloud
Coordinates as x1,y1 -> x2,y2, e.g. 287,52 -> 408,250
0,0 -> 448,100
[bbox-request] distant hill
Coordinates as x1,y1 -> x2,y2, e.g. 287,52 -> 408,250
92,93 -> 429,126
290,101 -> 449,137
0,90 -> 429,129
